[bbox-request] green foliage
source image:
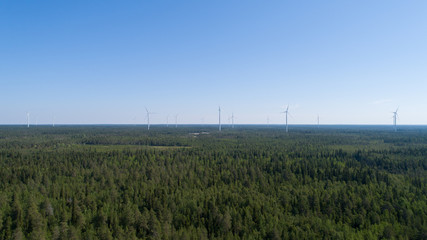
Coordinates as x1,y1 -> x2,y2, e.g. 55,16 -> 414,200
0,125 -> 426,239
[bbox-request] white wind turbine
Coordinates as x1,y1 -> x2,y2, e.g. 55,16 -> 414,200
392,107 -> 399,132
145,107 -> 156,130
229,112 -> 235,129
175,114 -> 178,128
26,112 -> 30,128
281,105 -> 290,132
218,106 -> 221,132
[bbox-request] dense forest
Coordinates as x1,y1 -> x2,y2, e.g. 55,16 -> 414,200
0,125 -> 426,239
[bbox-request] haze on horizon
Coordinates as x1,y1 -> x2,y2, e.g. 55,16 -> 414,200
1,1 -> 426,125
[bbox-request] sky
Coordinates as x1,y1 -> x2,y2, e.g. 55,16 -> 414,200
1,1 -> 426,125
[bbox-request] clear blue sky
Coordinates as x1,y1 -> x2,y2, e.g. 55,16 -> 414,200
1,1 -> 426,125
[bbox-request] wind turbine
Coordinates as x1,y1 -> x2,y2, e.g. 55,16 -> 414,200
26,112 -> 30,128
317,114 -> 320,129
52,115 -> 55,128
218,106 -> 221,132
229,112 -> 235,129
166,115 -> 169,127
392,107 -> 399,132
281,105 -> 290,132
145,107 -> 155,130
175,114 -> 178,128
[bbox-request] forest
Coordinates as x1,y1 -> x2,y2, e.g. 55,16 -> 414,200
0,125 -> 426,239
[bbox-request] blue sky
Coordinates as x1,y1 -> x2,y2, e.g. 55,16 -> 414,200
1,1 -> 426,125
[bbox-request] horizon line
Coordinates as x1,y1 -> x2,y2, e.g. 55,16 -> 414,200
1,123 -> 427,127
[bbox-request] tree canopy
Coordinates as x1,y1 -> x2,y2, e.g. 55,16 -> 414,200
0,125 -> 426,239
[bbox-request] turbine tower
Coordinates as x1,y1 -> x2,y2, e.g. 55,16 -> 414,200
230,112 -> 234,128
392,107 -> 399,132
281,105 -> 289,132
175,114 -> 178,128
52,115 -> 55,128
26,112 -> 30,128
218,106 -> 221,131
317,115 -> 320,129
